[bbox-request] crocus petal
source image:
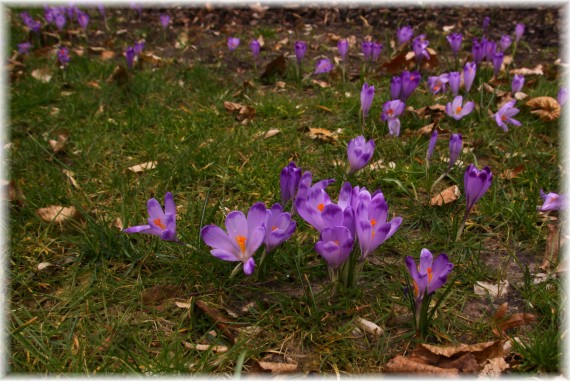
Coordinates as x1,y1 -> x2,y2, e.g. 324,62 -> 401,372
163,192 -> 175,215
247,202 -> 268,233
211,249 -> 240,262
123,224 -> 152,234
225,211 -> 248,243
201,225 -> 236,252
243,257 -> 256,275
246,226 -> 266,255
147,198 -> 165,220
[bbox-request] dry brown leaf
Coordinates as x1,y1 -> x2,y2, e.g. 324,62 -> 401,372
307,127 -> 338,143
261,55 -> 287,81
510,64 -> 544,76
493,302 -> 509,322
48,133 -> 69,154
263,129 -> 280,139
128,161 -> 157,173
479,357 -> 509,376
31,68 -> 52,83
413,104 -> 446,120
258,361 -> 298,373
223,101 -> 256,124
499,164 -> 525,180
420,341 -> 498,358
38,262 -> 54,271
112,217 -> 123,230
87,81 -> 101,89
355,317 -> 384,336
480,83 -> 506,97
430,185 -> 460,206
62,169 -> 80,189
194,300 -> 237,343
494,313 -> 536,338
141,285 -> 180,307
315,105 -> 332,113
474,280 -> 509,298
381,49 -> 410,74
514,91 -> 528,101
384,355 -> 459,375
541,223 -> 565,271
183,342 -> 228,353
175,301 -> 191,309
106,65 -> 129,86
311,79 -> 330,88
526,96 -> 560,122
100,50 -> 115,60
37,205 -> 79,224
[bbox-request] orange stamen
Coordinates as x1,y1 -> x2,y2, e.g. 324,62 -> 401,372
236,235 -> 247,253
456,106 -> 462,114
317,203 -> 325,212
413,281 -> 419,297
427,267 -> 433,283
153,218 -> 166,230
271,226 -> 278,231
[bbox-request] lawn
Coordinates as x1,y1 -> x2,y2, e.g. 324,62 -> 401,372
7,4 -> 565,376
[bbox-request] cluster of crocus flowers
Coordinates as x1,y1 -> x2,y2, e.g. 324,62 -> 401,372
347,136 -> 375,174
45,6 -> 67,31
361,41 -> 382,63
123,192 -> 178,242
381,100 -> 405,136
456,164 -> 493,240
494,100 -> 521,132
227,37 -> 240,52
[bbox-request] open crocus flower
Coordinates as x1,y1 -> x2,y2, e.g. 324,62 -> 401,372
347,135 -> 375,174
494,100 -> 521,132
464,164 -> 493,214
123,192 -> 178,242
314,58 -> 333,74
412,35 -> 430,63
57,46 -> 70,67
295,185 -> 353,233
397,25 -> 414,46
381,100 -> 405,136
539,190 -> 567,212
427,74 -> 449,94
227,37 -> 240,52
405,249 -> 453,304
446,96 -> 474,120
354,189 -> 402,261
200,203 -> 266,276
360,82 -> 375,121
264,203 -> 296,252
315,226 -> 354,269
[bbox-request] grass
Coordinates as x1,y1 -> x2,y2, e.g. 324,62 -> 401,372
8,5 -> 564,376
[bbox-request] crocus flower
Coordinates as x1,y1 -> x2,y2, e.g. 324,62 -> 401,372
390,75 -> 402,100
57,46 -> 70,67
426,129 -> 438,163
381,100 -> 405,136
401,71 -> 421,100
447,133 -> 463,169
427,74 -> 449,95
464,164 -> 493,213
463,62 -> 476,93
125,46 -> 136,68
123,192 -> 178,241
448,71 -> 461,96
412,35 -> 430,63
511,74 -> 524,93
264,203 -> 296,252
44,7 -> 55,24
160,13 -> 170,29
494,100 -> 521,132
360,82 -> 374,120
446,96 -> 474,120
76,10 -> 89,31
405,249 -> 453,304
484,40 -> 497,62
371,42 -> 383,62
361,41 -> 373,61
295,187 -> 352,233
397,25 -> 414,46
98,4 -> 106,19
315,226 -> 354,269
18,42 -> 32,55
558,87 -> 568,107
515,23 -> 525,42
482,16 -> 490,32
492,51 -> 504,76
280,162 -> 302,206
134,41 -> 145,55
347,135 -> 375,174
500,34 -> 512,51
338,39 -> 349,60
538,190 -> 567,212
294,41 -> 307,64
200,203 -> 266,276
249,39 -> 261,59
55,12 -> 66,31
227,37 -> 240,52
21,12 -> 41,33
447,33 -> 462,57
314,58 -> 333,74
354,189 -> 402,260
471,38 -> 485,64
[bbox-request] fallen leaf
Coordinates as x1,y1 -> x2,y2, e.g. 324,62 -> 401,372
112,217 -> 123,230
493,313 -> 536,338
31,68 -> 52,83
128,161 -> 157,173
183,342 -> 228,353
493,302 -> 509,322
306,127 -> 338,143
100,50 -> 115,60
48,133 -> 69,154
479,357 -> 509,376
430,185 -> 460,206
263,129 -> 280,139
38,262 -> 54,271
499,164 -> 525,180
480,83 -> 506,97
541,223 -> 565,271
381,49 -> 410,74
510,64 -> 544,76
311,79 -> 330,88
223,101 -> 256,124
141,285 -> 180,307
412,104 -> 446,120
526,96 -> 560,122
315,105 -> 332,112
87,81 -> 101,89
513,91 -> 528,101
384,355 -> 459,375
106,65 -> 129,86
36,205 -> 79,224
62,169 -> 80,189
474,280 -> 509,298
355,317 -> 384,336
258,361 -> 298,374
194,300 -> 238,343
175,301 -> 191,309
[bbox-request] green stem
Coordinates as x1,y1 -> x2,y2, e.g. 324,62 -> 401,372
455,208 -> 470,242
229,262 -> 243,279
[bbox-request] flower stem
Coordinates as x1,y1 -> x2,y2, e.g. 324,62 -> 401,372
455,208 -> 470,242
229,262 -> 243,279
429,168 -> 450,195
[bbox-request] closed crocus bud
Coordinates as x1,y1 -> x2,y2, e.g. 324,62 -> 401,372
361,41 -> 373,61
397,25 -> 414,46
482,16 -> 490,31
500,34 -> 512,51
294,41 -> 307,63
446,33 -> 462,57
492,51 -> 504,76
338,39 -> 349,60
315,226 -> 354,269
125,46 -> 136,68
471,38 -> 485,64
390,76 -> 402,100
515,23 -> 525,42
448,133 -> 463,169
18,42 -> 32,55
464,164 -> 493,213
159,13 -> 170,29
227,37 -> 240,51
426,129 -> 438,163
347,135 -> 375,174
280,162 -> 302,206
401,71 -> 421,100
448,71 -> 461,96
371,42 -> 383,62
558,87 -> 568,107
360,82 -> 375,120
249,39 -> 260,59
511,74 -> 524,93
484,40 -> 497,62
314,58 -> 333,74
463,62 -> 476,93
76,10 -> 89,31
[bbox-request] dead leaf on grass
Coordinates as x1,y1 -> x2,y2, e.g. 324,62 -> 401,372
87,81 -> 101,89
112,217 -> 123,230
430,185 -> 460,206
306,127 -> 338,143
38,262 -> 55,271
62,169 -> 80,189
194,300 -> 238,343
479,357 -> 509,376
183,341 -> 228,353
100,50 -> 115,60
31,68 -> 52,83
384,355 -> 459,375
510,64 -> 544,76
261,54 -> 287,82
128,161 -> 157,173
474,280 -> 509,298
257,353 -> 298,374
412,104 -> 446,120
541,223 -> 565,271
106,65 -> 129,86
223,101 -> 256,124
499,164 -> 525,180
311,79 -> 330,88
141,285 -> 180,307
37,205 -> 79,224
493,313 -> 536,338
355,317 -> 384,336
526,96 -> 560,121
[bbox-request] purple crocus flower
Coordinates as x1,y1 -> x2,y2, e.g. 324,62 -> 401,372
264,203 -> 296,252
98,4 -> 106,19
295,187 -> 352,233
18,42 -> 32,55
76,10 -> 89,31
463,62 -> 476,93
484,40 -> 497,62
371,42 -> 383,62
426,129 -> 438,163
448,71 -> 461,96
134,41 -> 145,55
500,35 -> 512,51
123,192 -> 178,242
294,41 -> 307,64
44,7 -> 55,24
280,162 -> 302,206
538,190 -> 567,212
55,12 -> 66,31
494,100 -> 521,132
390,76 -> 402,100
446,96 -> 474,120
464,164 -> 493,213
361,41 -> 373,61
160,13 -> 170,29
397,25 -> 414,46
412,35 -> 430,63
482,16 -> 490,32
511,74 -> 524,93
401,71 -> 421,100
360,82 -> 375,120
338,39 -> 349,60
227,37 -> 240,52
515,23 -> 525,42
315,226 -> 354,269
354,189 -> 402,260
381,100 -> 405,137
471,38 -> 485,64
347,135 -> 375,174
447,33 -> 462,57
20,12 -> 41,33
125,46 -> 136,68
427,74 -> 449,95
250,39 -> 261,59
492,51 -> 504,76
314,58 -> 333,74
558,87 -> 568,107
57,46 -> 70,67
200,203 -> 266,276
405,249 -> 453,304
447,133 -> 463,169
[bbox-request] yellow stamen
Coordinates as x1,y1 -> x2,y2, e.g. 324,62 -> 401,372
236,235 -> 247,253
153,218 -> 166,230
